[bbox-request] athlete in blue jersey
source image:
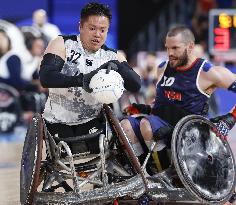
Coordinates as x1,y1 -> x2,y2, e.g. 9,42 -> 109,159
121,26 -> 236,173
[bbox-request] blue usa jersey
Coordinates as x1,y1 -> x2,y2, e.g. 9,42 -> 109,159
153,58 -> 212,115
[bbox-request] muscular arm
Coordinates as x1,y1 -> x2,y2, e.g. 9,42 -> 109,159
44,36 -> 66,59
199,66 -> 236,94
39,36 -> 83,88
114,51 -> 141,92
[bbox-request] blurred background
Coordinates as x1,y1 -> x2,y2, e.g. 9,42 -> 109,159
0,0 -> 236,204
1,0 -> 236,121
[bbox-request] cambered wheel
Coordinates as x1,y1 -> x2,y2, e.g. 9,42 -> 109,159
172,115 -> 236,204
20,113 -> 44,205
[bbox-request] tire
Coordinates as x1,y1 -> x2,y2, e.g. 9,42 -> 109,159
20,113 -> 44,205
171,115 -> 236,204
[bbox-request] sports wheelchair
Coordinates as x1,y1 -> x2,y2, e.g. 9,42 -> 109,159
20,104 -> 236,205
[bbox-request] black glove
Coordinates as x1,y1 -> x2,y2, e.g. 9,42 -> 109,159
82,61 -> 119,93
132,103 -> 151,114
105,61 -> 118,74
82,70 -> 98,93
210,113 -> 236,140
96,60 -> 119,74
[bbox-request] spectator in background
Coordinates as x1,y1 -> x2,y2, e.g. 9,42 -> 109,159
20,26 -> 46,83
28,36 -> 45,59
21,33 -> 47,119
190,0 -> 217,52
191,15 -> 209,51
196,0 -> 217,16
0,20 -> 36,71
0,29 -> 34,126
0,30 -> 29,90
32,9 -> 61,43
0,19 -> 27,56
0,30 -> 44,124
23,33 -> 45,81
144,52 -> 160,82
141,52 -> 161,105
192,44 -> 209,60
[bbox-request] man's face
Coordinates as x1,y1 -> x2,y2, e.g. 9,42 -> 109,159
79,15 -> 109,52
165,33 -> 190,68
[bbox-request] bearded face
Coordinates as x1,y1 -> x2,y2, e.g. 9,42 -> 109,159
165,34 -> 193,69
169,49 -> 188,68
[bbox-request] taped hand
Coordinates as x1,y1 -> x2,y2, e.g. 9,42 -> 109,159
211,113 -> 236,140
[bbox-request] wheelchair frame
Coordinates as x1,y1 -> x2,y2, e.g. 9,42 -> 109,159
20,105 -> 236,205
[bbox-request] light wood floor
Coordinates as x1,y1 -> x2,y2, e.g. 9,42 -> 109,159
0,127 -> 236,205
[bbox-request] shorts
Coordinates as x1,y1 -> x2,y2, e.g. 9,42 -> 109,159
127,114 -> 169,140
46,117 -> 104,154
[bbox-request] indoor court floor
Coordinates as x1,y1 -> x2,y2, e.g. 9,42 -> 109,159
0,126 -> 236,205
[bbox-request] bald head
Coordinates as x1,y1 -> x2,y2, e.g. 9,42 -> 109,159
33,9 -> 47,27
167,26 -> 195,45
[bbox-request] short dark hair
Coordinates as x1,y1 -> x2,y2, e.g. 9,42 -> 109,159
80,2 -> 112,24
167,26 -> 195,44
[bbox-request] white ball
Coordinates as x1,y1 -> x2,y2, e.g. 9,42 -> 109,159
89,69 -> 124,104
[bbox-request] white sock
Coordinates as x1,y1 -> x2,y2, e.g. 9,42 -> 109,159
132,142 -> 144,156
145,140 -> 154,150
145,140 -> 166,152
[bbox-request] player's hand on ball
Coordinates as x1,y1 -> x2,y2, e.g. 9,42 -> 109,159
89,69 -> 124,104
82,60 -> 120,93
82,70 -> 98,93
97,60 -> 119,73
105,61 -> 118,74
